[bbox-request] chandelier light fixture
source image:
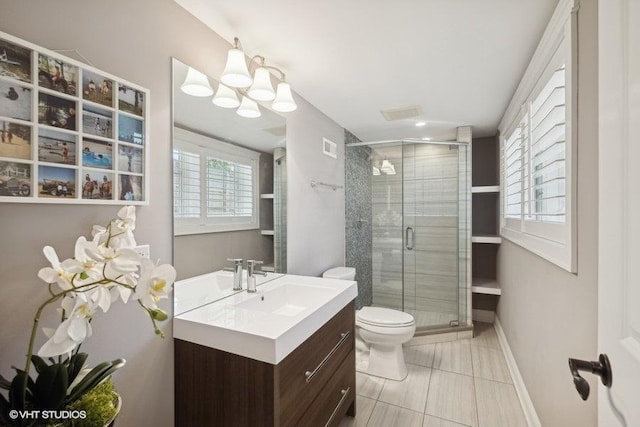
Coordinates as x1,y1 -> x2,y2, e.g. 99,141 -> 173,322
181,37 -> 297,117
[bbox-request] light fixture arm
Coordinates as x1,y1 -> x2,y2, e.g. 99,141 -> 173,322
248,54 -> 287,82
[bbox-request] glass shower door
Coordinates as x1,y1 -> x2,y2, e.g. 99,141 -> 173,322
371,144 -> 404,312
403,142 -> 461,329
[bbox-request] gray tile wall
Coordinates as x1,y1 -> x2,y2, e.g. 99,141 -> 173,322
345,130 -> 372,308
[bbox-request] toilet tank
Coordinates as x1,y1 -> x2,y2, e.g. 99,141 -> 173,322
322,267 -> 356,281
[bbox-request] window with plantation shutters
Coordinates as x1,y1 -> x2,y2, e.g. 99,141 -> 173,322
529,66 -> 566,223
499,11 -> 575,272
173,128 -> 259,235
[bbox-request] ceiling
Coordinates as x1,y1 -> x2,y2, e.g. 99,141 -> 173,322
174,0 -> 559,142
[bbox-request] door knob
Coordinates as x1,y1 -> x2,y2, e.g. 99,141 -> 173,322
568,353 -> 612,400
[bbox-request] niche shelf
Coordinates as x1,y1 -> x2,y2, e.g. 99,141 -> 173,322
471,135 -> 501,324
472,185 -> 500,193
471,277 -> 501,295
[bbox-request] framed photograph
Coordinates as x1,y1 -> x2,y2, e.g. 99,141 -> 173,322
38,92 -> 77,131
82,70 -> 113,107
118,113 -> 143,145
0,81 -> 31,121
0,120 -> 31,160
118,145 -> 143,173
38,54 -> 78,96
38,165 -> 76,198
81,170 -> 113,200
0,161 -> 31,197
82,104 -> 113,138
0,31 -> 149,204
38,128 -> 76,165
118,84 -> 144,116
119,174 -> 143,201
82,137 -> 112,169
0,39 -> 31,83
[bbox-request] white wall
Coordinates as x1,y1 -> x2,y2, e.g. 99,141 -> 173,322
496,0 -> 599,425
0,1 -> 346,425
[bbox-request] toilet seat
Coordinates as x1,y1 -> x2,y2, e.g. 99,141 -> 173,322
356,306 -> 415,328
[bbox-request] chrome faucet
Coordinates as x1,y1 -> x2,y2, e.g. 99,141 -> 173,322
246,260 -> 267,293
224,258 -> 244,291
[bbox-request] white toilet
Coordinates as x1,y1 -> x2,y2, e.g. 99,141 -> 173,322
322,267 -> 416,381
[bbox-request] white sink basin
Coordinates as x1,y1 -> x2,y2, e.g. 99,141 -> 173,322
173,274 -> 357,364
174,270 -> 282,315
234,283 -> 338,317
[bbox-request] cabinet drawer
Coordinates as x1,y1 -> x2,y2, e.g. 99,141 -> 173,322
296,349 -> 356,427
278,302 -> 355,427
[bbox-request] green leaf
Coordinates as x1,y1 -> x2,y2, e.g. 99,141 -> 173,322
68,353 -> 89,385
34,364 -> 68,410
9,371 -> 28,411
67,359 -> 125,404
30,355 -> 48,374
0,392 -> 13,426
0,373 -> 12,390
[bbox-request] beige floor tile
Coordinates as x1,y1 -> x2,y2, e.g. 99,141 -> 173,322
378,364 -> 432,412
356,371 -> 385,400
425,370 -> 477,427
404,343 -> 436,367
433,340 -> 473,376
423,414 -> 471,427
407,332 -> 458,346
366,401 -> 424,427
471,345 -> 512,383
339,395 -> 376,427
474,378 -> 527,427
471,322 -> 500,349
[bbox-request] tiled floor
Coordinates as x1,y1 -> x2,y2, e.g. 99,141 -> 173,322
339,322 -> 527,427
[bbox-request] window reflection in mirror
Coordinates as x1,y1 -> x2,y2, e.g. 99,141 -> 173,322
172,58 -> 287,292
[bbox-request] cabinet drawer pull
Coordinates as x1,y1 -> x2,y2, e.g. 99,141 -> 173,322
324,387 -> 351,427
304,331 -> 351,383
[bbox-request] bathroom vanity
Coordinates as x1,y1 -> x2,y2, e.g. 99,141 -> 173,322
173,274 -> 357,426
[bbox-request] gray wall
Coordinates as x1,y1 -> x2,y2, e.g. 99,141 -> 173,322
496,0 -> 598,425
0,1 -> 346,426
286,99 -> 346,276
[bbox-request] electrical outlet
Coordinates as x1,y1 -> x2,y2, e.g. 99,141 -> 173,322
133,244 -> 150,259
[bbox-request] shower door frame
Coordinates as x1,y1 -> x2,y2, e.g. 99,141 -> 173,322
352,138 -> 471,331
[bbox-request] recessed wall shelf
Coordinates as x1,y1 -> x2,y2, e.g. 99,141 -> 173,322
472,185 -> 500,193
261,193 -> 274,199
472,278 -> 502,295
261,230 -> 275,236
471,235 -> 502,244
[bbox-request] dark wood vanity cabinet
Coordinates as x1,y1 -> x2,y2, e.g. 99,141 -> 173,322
175,301 -> 356,427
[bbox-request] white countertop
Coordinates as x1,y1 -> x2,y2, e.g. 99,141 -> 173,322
173,274 -> 357,364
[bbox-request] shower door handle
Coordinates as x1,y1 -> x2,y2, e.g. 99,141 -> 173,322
406,227 -> 414,250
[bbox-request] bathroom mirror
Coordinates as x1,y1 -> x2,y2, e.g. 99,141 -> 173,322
172,58 -> 287,293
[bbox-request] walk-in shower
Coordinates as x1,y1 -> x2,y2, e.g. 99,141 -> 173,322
346,135 -> 471,331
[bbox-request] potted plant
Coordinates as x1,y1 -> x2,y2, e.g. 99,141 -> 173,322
0,206 -> 176,426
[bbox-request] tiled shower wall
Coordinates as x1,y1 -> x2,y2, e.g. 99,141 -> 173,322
345,130 -> 372,309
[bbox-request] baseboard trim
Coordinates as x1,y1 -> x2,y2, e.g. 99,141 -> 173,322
494,316 -> 542,427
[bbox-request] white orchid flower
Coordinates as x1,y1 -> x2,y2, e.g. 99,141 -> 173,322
37,246 -> 74,291
58,237 -> 103,284
86,245 -> 140,276
107,206 -> 137,249
38,295 -> 96,358
134,259 -> 176,309
109,271 -> 137,304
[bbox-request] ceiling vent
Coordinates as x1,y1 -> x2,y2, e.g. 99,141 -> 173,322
380,105 -> 423,121
263,126 -> 287,136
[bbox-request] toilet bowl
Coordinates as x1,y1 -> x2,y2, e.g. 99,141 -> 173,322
322,266 -> 416,381
355,306 -> 415,381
